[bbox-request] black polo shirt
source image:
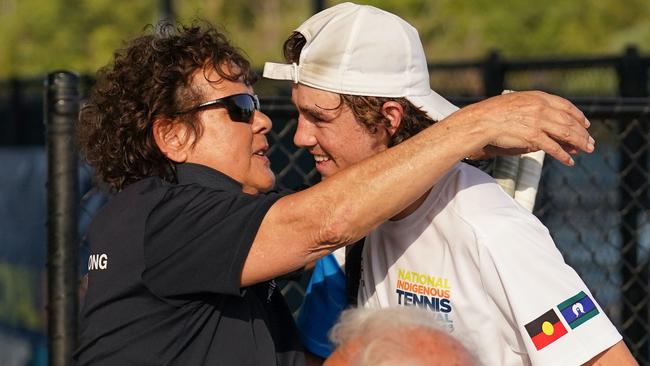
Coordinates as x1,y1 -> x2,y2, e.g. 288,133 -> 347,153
76,163 -> 304,366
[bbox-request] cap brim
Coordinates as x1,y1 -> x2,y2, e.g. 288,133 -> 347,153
263,62 -> 298,83
407,90 -> 459,121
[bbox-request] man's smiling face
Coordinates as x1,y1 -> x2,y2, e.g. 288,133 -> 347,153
291,84 -> 390,179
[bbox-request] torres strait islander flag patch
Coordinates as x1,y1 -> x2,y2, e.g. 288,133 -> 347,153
557,291 -> 599,329
524,309 -> 568,350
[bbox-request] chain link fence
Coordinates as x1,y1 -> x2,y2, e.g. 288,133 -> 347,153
535,108 -> 650,364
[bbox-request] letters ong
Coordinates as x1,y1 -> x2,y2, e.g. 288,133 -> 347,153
88,254 -> 108,271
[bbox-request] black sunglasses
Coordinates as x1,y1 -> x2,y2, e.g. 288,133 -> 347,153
175,93 -> 261,123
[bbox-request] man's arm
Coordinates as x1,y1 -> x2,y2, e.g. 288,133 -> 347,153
241,91 -> 594,286
584,341 -> 638,366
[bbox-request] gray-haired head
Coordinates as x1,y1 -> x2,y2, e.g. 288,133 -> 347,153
325,307 -> 477,366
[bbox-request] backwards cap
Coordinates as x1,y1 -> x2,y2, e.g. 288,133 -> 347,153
263,2 -> 458,121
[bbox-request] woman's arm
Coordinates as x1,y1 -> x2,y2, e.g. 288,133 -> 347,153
241,91 -> 594,286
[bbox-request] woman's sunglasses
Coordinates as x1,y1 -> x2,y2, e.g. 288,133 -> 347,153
175,93 -> 261,123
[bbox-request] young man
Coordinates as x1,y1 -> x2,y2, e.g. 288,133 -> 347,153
75,19 -> 592,366
264,3 -> 636,366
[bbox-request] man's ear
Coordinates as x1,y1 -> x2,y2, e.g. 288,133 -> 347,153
152,118 -> 192,163
381,101 -> 404,137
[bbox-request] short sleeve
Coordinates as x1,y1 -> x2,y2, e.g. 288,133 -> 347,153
142,184 -> 285,300
476,208 -> 622,365
297,251 -> 347,358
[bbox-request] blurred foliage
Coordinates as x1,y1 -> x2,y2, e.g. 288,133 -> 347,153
0,261 -> 41,331
0,0 -> 157,77
174,0 -> 311,75
360,0 -> 650,59
1,0 -> 650,78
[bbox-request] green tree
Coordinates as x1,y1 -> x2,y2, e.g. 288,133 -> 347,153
0,0 -> 156,77
174,0 -> 311,71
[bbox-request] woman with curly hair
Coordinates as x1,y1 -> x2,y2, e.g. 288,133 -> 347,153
75,20 -> 594,365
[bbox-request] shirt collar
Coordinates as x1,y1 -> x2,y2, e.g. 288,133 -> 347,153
175,163 -> 243,192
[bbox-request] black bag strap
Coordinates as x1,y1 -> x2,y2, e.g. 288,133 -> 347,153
345,238 -> 365,307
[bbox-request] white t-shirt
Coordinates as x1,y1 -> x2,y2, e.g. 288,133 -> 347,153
359,163 -> 621,366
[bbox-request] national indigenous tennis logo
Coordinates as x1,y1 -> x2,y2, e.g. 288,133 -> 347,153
394,268 -> 454,331
524,309 -> 567,350
557,291 -> 599,329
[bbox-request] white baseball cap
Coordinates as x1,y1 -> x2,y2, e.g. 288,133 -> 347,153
263,2 -> 458,121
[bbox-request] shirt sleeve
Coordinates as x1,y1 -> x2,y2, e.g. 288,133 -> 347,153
297,250 -> 347,358
141,184 -> 285,300
476,208 -> 622,366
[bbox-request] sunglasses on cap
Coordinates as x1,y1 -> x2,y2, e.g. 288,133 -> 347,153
175,93 -> 261,123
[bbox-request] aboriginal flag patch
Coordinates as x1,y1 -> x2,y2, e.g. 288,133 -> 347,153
524,309 -> 567,350
557,291 -> 599,329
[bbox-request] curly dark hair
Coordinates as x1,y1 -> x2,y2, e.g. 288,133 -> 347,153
78,22 -> 256,190
283,32 -> 435,147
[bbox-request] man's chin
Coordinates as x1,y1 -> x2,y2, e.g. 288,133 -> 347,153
315,167 -> 333,181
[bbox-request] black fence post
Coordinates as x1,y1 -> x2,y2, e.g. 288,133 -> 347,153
159,0 -> 174,23
616,45 -> 649,361
313,0 -> 325,14
7,78 -> 21,144
482,50 -> 505,96
45,71 -> 80,366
